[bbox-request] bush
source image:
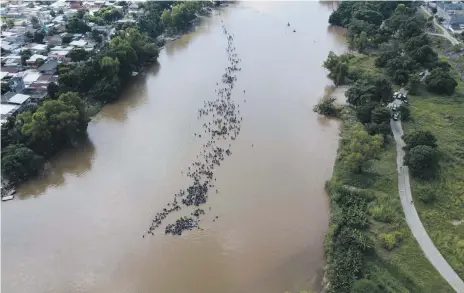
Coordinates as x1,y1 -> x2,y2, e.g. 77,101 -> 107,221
416,185 -> 437,203
313,97 -> 340,117
351,279 -> 382,293
380,231 -> 403,250
355,102 -> 378,123
407,74 -> 420,95
425,67 -> 457,95
370,205 -> 395,223
404,145 -> 439,179
365,122 -> 391,137
399,104 -> 410,121
371,106 -> 391,124
1,144 -> 44,183
403,130 -> 437,150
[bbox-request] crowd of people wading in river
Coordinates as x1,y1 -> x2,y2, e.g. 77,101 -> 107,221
145,25 -> 243,237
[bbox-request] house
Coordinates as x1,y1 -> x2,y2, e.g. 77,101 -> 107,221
1,55 -> 22,67
31,43 -> 48,54
69,1 -> 83,9
44,35 -> 62,46
69,39 -> 88,47
0,103 -> 20,123
26,54 -> 48,66
7,93 -> 31,106
436,1 -> 464,28
38,59 -> 58,74
20,70 -> 42,85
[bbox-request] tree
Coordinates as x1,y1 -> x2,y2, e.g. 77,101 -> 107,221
61,33 -> 73,44
27,2 -> 35,8
1,144 -> 44,183
100,56 -> 120,76
69,48 -> 89,62
1,82 -> 11,94
47,82 -> 60,99
346,74 -> 392,106
403,130 -> 437,150
91,29 -> 103,43
356,102 -> 378,124
431,7 -> 437,14
33,30 -> 46,43
66,14 -> 90,33
30,16 -> 40,28
6,19 -> 15,29
341,123 -> 383,173
399,104 -> 410,121
20,49 -> 32,66
313,97 -> 339,117
50,10 -> 56,17
365,122 -> 391,137
36,58 -> 45,67
17,99 -> 84,156
328,1 -> 360,27
323,52 -> 353,85
404,145 -> 439,179
425,68 -> 457,95
371,106 -> 390,124
407,74 -> 420,95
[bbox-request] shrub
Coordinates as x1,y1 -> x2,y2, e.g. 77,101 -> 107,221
399,104 -> 411,121
403,130 -> 437,150
351,279 -> 382,293
380,231 -> 403,250
370,205 -> 395,223
365,122 -> 391,137
355,102 -> 378,124
404,145 -> 439,179
313,97 -> 340,117
425,67 -> 457,95
416,185 -> 437,203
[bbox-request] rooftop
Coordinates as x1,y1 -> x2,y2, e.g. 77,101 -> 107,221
0,104 -> 19,116
8,93 -> 30,105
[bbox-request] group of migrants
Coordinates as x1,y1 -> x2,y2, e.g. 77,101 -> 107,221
145,25 -> 243,237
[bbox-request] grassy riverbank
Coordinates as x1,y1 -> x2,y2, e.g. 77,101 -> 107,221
402,70 -> 464,280
325,103 -> 453,293
320,2 -> 464,291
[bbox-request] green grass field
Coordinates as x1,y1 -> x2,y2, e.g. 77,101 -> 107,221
329,107 -> 454,293
402,82 -> 464,280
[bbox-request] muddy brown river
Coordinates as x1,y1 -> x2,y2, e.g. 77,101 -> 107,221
2,2 -> 347,293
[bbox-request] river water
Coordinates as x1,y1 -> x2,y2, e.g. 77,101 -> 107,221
2,2 -> 347,293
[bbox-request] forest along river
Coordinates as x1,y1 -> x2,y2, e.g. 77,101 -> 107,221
2,2 -> 347,293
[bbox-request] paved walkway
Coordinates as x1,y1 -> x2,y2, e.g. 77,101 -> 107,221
421,6 -> 460,46
390,120 -> 464,293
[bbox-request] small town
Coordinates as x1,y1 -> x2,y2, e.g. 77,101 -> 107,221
0,0 -> 147,125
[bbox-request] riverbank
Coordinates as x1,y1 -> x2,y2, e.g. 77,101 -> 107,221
0,2 -> 222,188
320,2 -> 464,292
324,103 -> 454,293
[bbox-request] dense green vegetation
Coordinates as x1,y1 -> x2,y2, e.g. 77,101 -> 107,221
322,1 -> 463,292
1,1 -> 212,185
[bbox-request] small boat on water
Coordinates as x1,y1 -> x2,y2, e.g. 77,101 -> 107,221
1,189 -> 16,201
2,195 -> 14,201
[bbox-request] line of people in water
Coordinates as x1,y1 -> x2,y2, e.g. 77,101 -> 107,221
145,24 -> 243,237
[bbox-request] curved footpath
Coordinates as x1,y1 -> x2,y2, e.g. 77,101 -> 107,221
390,120 -> 464,293
420,6 -> 460,46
